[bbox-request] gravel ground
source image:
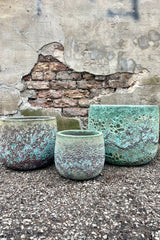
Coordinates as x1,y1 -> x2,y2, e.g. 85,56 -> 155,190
0,149 -> 159,240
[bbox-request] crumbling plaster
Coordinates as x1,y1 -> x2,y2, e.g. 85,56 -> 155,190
0,0 -> 160,115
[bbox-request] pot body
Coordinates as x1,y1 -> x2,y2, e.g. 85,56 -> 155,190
55,130 -> 105,180
0,116 -> 57,170
88,105 -> 159,166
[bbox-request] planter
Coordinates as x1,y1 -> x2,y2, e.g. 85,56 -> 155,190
88,105 -> 159,166
54,130 -> 105,180
0,116 -> 57,170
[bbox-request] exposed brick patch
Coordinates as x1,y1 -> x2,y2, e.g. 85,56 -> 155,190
22,51 -> 134,123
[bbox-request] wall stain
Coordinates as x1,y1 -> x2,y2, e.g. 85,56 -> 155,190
37,0 -> 42,16
107,0 -> 139,21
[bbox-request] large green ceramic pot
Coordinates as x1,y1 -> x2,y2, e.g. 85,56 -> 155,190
0,116 -> 57,170
54,130 -> 105,180
88,105 -> 159,166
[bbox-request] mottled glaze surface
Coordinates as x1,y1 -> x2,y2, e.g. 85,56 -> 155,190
88,105 -> 159,166
0,117 -> 57,170
55,130 -> 105,180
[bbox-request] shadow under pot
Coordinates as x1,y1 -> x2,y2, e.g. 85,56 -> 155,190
54,130 -> 105,180
0,116 -> 57,170
88,105 -> 159,166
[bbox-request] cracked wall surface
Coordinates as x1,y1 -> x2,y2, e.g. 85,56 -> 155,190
21,49 -> 135,127
0,0 -> 160,117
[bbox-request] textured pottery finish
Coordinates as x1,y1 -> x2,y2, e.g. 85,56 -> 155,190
0,116 -> 57,170
88,105 -> 159,166
55,130 -> 105,180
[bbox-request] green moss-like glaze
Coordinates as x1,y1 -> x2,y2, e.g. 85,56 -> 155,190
55,130 -> 105,180
88,105 -> 159,166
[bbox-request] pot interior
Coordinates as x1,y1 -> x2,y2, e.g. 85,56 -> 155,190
0,116 -> 55,121
59,130 -> 100,137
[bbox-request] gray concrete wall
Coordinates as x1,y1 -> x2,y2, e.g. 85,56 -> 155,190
0,0 -> 160,115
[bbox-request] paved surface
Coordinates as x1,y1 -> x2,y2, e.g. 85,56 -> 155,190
0,149 -> 159,240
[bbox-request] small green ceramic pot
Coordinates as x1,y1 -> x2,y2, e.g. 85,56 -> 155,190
54,130 -> 105,180
0,116 -> 57,170
88,105 -> 159,166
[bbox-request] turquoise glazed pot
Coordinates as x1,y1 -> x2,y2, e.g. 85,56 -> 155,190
0,116 -> 57,170
54,130 -> 105,180
88,105 -> 159,166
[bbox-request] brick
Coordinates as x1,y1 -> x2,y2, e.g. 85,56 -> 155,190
64,90 -> 90,99
77,80 -> 102,89
29,99 -> 53,108
22,74 -> 31,81
108,77 -> 133,88
33,62 -> 49,71
50,80 -> 76,90
104,81 -> 109,88
31,71 -> 43,81
56,71 -> 81,80
89,88 -> 106,98
82,73 -> 95,80
78,99 -> 100,108
38,54 -> 56,62
26,81 -> 50,90
38,90 -> 62,99
121,73 -> 132,80
95,75 -> 106,81
44,71 -> 56,81
50,62 -> 67,71
106,72 -> 132,81
63,108 -> 88,117
78,99 -> 90,108
53,98 -> 77,108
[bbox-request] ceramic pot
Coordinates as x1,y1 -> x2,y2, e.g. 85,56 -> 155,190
88,105 -> 159,166
54,130 -> 105,180
0,116 -> 57,170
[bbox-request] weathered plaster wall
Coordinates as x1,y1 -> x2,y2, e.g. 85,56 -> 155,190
0,0 -> 160,119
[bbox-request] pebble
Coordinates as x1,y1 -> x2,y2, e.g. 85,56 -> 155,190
103,235 -> 108,239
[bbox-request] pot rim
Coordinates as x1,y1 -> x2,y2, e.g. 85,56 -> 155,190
0,116 -> 56,122
57,130 -> 102,138
90,104 -> 158,107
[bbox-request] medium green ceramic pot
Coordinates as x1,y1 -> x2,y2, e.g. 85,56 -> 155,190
54,130 -> 105,180
88,105 -> 159,166
0,116 -> 57,170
